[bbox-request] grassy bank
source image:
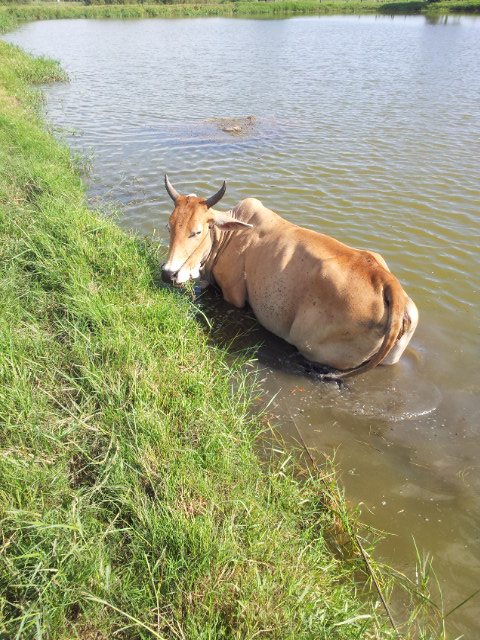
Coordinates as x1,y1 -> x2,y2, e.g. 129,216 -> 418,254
0,35 -> 421,638
0,0 -> 479,30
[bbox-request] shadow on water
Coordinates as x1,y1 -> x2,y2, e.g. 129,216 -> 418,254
379,2 -> 480,16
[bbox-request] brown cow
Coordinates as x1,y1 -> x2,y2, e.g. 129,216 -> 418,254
161,176 -> 418,379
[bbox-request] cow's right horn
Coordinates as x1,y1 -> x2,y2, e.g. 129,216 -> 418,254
164,174 -> 181,202
205,181 -> 227,209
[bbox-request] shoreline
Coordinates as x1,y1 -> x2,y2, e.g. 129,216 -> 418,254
0,0 -> 479,33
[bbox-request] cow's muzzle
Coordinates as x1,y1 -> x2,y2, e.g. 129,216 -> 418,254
161,263 -> 177,284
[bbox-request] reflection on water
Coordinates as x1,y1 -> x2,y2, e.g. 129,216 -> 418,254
3,14 -> 480,637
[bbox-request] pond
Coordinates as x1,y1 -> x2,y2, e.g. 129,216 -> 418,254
4,14 -> 480,636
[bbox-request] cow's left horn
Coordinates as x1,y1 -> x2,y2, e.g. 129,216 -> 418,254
205,181 -> 227,209
164,174 -> 181,202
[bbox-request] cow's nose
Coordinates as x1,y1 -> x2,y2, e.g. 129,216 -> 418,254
161,263 -> 176,284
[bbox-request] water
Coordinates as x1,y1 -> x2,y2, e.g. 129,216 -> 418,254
4,15 -> 480,636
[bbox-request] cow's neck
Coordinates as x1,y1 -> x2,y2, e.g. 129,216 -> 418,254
201,207 -> 247,285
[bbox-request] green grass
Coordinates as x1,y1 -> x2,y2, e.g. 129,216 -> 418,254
0,37 -> 430,639
0,0 -> 479,30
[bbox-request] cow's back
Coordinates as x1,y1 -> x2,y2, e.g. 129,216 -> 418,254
221,198 -> 416,372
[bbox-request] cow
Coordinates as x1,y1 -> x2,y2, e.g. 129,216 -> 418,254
161,175 -> 418,379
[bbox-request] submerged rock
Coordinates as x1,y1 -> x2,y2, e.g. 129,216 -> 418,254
207,115 -> 256,136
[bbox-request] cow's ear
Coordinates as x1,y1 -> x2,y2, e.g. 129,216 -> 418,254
210,212 -> 253,230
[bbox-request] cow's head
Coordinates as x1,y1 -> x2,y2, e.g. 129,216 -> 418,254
161,175 -> 252,285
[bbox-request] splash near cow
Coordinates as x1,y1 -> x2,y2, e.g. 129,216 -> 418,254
161,176 -> 418,380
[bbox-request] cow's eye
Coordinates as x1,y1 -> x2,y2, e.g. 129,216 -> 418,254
189,230 -> 202,238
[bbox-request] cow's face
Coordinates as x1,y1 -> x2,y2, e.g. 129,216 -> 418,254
163,195 -> 212,285
161,175 -> 252,285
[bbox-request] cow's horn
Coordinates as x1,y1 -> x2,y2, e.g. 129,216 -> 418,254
205,181 -> 227,209
164,174 -> 181,202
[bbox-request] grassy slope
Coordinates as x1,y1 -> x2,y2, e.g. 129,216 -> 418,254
0,36 -> 406,639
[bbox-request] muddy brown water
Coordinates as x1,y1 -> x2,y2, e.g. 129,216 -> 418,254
4,15 -> 480,637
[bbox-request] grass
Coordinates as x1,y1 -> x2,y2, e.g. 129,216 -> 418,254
0,35 -> 437,639
0,0 -> 479,31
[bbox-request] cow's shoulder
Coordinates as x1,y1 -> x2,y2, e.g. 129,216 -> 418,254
235,197 -> 264,212
234,198 -> 281,227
